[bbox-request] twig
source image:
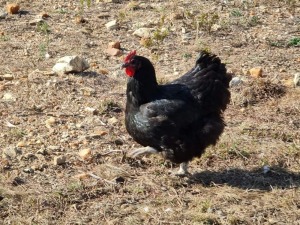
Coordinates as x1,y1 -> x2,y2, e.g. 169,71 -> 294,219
101,150 -> 123,156
88,173 -> 116,185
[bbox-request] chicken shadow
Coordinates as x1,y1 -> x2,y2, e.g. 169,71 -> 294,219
189,166 -> 300,191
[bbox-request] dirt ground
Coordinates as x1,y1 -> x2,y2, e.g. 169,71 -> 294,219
0,0 -> 300,224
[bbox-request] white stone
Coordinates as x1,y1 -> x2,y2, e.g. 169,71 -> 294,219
263,165 -> 270,174
2,74 -> 14,80
52,56 -> 89,75
211,24 -> 221,32
2,93 -> 15,101
3,146 -> 21,159
0,9 -> 7,19
133,28 -> 152,38
294,73 -> 300,87
105,20 -> 118,30
229,77 -> 243,87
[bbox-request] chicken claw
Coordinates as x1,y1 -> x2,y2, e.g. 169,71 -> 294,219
173,162 -> 189,176
128,146 -> 158,158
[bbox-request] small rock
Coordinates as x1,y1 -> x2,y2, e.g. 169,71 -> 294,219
47,145 -> 60,151
133,28 -> 152,38
29,18 -> 44,26
108,41 -> 121,49
16,141 -> 27,147
53,155 -> 66,165
23,168 -> 34,173
108,117 -> 118,125
211,24 -> 221,32
37,149 -> 47,155
81,87 -> 95,96
293,73 -> 300,87
3,146 -> 22,159
2,93 -> 16,101
75,16 -> 86,24
0,9 -> 8,19
230,77 -> 243,87
78,148 -> 92,160
105,20 -> 118,30
45,53 -> 51,59
263,165 -> 270,174
40,12 -> 50,19
114,138 -> 123,145
6,3 -> 20,14
249,67 -> 263,78
45,117 -> 56,128
2,74 -> 14,81
12,177 -> 25,186
85,107 -> 98,115
52,56 -> 90,75
106,47 -> 122,56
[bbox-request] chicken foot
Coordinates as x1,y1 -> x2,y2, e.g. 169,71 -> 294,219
128,146 -> 159,158
129,147 -> 189,176
173,162 -> 189,176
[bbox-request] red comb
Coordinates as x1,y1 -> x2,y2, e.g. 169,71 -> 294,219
124,50 -> 136,62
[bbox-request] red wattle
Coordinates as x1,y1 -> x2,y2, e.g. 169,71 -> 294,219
126,67 -> 135,77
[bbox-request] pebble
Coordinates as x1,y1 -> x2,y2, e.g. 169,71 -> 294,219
105,20 -> 118,30
133,28 -> 152,38
2,93 -> 16,101
6,3 -> 20,14
106,47 -> 122,56
263,165 -> 270,174
2,74 -> 14,81
29,18 -> 45,26
211,24 -> 221,32
229,77 -> 243,87
16,141 -> 27,147
108,41 -> 121,49
293,73 -> 300,87
12,177 -> 25,186
85,107 -> 98,115
0,9 -> 8,19
45,117 -> 56,128
52,55 -> 90,75
53,155 -> 66,165
249,67 -> 263,78
23,168 -> 34,173
2,146 -> 22,159
47,145 -> 61,151
108,117 -> 118,125
78,148 -> 92,160
37,149 -> 47,155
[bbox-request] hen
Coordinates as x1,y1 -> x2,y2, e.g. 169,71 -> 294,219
122,50 -> 231,175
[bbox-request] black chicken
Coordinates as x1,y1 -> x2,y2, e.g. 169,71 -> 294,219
122,50 -> 231,175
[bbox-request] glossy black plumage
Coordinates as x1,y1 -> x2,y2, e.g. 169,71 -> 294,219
124,51 -> 231,164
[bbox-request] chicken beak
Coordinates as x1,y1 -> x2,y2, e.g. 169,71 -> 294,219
121,63 -> 129,69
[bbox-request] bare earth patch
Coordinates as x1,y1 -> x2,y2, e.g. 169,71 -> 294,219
0,0 -> 299,224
